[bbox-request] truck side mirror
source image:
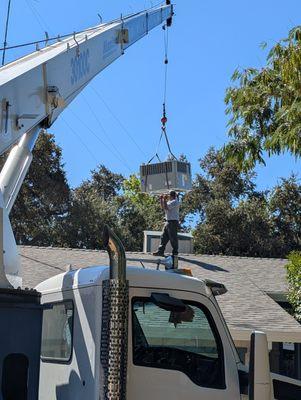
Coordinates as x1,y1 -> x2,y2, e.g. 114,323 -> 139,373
249,331 -> 271,400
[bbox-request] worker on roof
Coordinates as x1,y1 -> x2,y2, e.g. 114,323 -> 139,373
153,190 -> 180,257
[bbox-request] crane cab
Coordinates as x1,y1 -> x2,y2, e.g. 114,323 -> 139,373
140,159 -> 192,194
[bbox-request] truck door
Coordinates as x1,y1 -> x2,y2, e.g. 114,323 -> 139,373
127,288 -> 241,400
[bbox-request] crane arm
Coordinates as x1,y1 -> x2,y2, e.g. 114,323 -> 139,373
0,4 -> 173,156
0,3 -> 173,289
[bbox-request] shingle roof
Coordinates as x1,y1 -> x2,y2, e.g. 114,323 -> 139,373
19,246 -> 301,343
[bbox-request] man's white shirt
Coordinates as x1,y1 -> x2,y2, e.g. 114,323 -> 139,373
165,198 -> 180,221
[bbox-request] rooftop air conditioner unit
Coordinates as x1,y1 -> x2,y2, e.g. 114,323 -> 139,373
140,160 -> 192,194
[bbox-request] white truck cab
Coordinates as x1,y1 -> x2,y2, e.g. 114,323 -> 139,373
36,266 -> 244,400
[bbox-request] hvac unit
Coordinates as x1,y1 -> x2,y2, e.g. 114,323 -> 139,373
140,160 -> 192,194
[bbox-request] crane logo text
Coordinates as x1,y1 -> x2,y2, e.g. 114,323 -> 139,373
103,39 -> 116,60
71,49 -> 90,85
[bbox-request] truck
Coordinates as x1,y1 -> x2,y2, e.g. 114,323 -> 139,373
0,2 -> 300,399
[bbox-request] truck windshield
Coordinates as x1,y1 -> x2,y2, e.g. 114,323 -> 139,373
132,297 -> 225,389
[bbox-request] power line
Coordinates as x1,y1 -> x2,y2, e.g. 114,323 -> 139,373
82,93 -> 133,172
25,0 -> 45,32
1,2 -> 134,174
23,1 -> 100,168
25,0 -> 54,35
61,118 -> 99,164
90,86 -> 147,158
68,109 -> 132,173
19,2 -> 133,174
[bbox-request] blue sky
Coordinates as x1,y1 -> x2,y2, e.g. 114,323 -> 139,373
1,0 -> 301,190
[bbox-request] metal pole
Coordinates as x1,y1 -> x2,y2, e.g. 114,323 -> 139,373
0,127 -> 40,214
2,0 -> 12,66
0,207 -> 12,288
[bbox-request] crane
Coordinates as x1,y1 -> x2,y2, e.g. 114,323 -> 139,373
0,6 -> 300,400
0,2 -> 173,289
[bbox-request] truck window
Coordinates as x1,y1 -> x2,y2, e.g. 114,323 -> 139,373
41,301 -> 74,363
132,298 -> 225,389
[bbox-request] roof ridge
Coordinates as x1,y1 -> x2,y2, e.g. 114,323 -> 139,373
18,245 -> 286,261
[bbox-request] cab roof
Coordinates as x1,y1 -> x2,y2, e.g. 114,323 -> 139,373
35,265 -> 208,296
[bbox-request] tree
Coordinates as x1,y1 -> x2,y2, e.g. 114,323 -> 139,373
185,148 -> 293,257
224,27 -> 301,170
79,164 -> 123,199
62,185 -> 119,249
286,251 -> 301,322
182,147 -> 257,219
3,131 -> 70,246
62,165 -> 124,249
123,174 -> 163,231
118,174 -> 163,249
116,197 -> 148,251
269,175 -> 301,254
193,196 -> 276,257
60,170 -> 164,251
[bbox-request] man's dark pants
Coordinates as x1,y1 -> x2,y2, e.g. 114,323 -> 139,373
158,220 -> 179,255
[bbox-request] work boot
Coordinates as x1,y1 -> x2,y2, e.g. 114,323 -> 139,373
153,250 -> 165,257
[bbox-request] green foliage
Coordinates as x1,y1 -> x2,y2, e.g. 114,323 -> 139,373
224,26 -> 301,170
5,132 -> 70,246
193,197 -> 276,257
182,148 -> 301,257
80,164 -> 123,199
60,172 -> 163,251
269,176 -> 301,254
123,174 -> 163,230
4,132 -> 300,257
61,165 -> 123,249
62,185 -> 120,249
123,174 -> 157,208
286,251 -> 301,321
181,147 -> 257,220
123,175 -> 160,217
116,197 -> 148,251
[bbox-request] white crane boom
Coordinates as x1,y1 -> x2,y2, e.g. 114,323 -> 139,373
0,3 -> 173,289
0,4 -> 172,155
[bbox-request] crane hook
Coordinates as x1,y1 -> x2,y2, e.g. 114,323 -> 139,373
161,103 -> 167,126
